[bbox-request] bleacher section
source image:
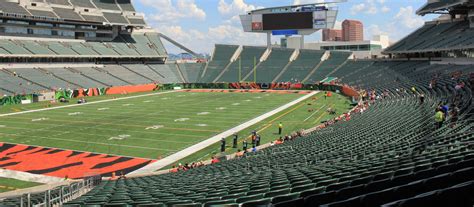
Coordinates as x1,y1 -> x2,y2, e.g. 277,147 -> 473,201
45,60 -> 473,207
148,64 -> 181,84
13,68 -> 74,89
100,65 -> 151,85
200,44 -> 238,83
384,20 -> 474,54
0,34 -> 166,58
305,51 -> 351,83
178,63 -> 205,83
0,1 -> 30,15
0,70 -> 46,95
254,48 -> 294,83
43,67 -> 107,88
117,0 -> 136,11
277,50 -> 325,82
219,46 -> 266,83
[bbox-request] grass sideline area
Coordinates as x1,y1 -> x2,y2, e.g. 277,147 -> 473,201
168,92 -> 352,167
0,90 -> 305,159
0,178 -> 41,193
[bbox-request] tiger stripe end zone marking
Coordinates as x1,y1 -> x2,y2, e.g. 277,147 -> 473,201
129,91 -> 319,175
0,90 -> 178,118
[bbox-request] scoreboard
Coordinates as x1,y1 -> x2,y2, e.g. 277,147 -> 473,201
261,12 -> 314,30
240,5 -> 338,34
239,2 -> 342,48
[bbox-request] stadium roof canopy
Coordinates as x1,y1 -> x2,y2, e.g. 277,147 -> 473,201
416,0 -> 470,15
249,0 -> 346,14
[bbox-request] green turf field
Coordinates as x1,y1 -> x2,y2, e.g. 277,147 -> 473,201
170,92 -> 352,166
0,178 -> 41,193
0,91 -> 306,159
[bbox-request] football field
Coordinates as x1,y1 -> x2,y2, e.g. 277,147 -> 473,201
0,91 -> 306,159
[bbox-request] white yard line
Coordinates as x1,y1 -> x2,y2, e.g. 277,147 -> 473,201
0,90 -> 178,117
303,105 -> 327,122
129,91 -> 319,174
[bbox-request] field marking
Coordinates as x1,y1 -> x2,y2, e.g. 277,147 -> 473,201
130,91 -> 319,174
303,105 -> 326,122
0,132 -> 176,152
0,90 -> 177,117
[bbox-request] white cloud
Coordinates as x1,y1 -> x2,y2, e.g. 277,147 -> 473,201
381,6 -> 390,13
293,0 -> 325,5
139,0 -> 206,23
350,3 -> 366,15
395,6 -> 424,29
218,0 -> 256,16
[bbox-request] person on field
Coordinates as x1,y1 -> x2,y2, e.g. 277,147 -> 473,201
211,156 -> 220,164
278,122 -> 283,135
220,138 -> 226,152
242,140 -> 248,152
232,133 -> 238,148
256,134 -> 261,146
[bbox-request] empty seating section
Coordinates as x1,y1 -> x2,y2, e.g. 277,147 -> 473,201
70,0 -> 96,8
47,42 -> 78,55
81,14 -> 108,23
110,42 -> 140,56
13,68 -> 72,89
21,40 -> 55,55
27,9 -> 58,18
128,18 -> 146,25
200,44 -> 238,83
73,67 -> 128,86
145,33 -> 168,56
0,1 -> 30,15
87,42 -> 119,56
255,48 -> 293,83
103,12 -> 129,24
178,63 -> 205,83
219,46 -> 266,82
0,70 -> 46,95
117,0 -> 135,11
53,7 -> 83,20
277,50 -> 324,82
306,51 -> 351,83
48,58 -> 473,207
122,64 -> 165,83
0,40 -> 32,55
101,65 -> 151,84
69,42 -> 99,55
126,34 -> 158,56
46,0 -> 72,6
44,68 -> 107,88
0,34 -> 164,57
92,0 -> 120,10
386,20 -> 474,53
148,64 -> 181,83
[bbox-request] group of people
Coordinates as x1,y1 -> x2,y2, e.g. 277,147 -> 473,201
169,161 -> 205,173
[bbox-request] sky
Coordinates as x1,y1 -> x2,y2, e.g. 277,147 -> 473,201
132,0 -> 439,54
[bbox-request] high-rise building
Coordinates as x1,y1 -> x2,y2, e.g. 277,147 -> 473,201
342,19 -> 364,41
322,29 -> 342,41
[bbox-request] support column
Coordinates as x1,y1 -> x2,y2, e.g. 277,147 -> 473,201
267,32 -> 272,49
300,35 -> 305,49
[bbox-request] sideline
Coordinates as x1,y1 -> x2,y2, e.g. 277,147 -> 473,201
129,91 -> 319,174
0,90 -> 177,117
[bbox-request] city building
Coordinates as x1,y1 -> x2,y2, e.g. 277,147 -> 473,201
322,29 -> 343,41
342,19 -> 364,41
